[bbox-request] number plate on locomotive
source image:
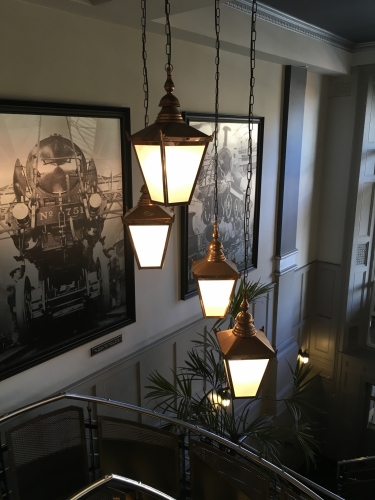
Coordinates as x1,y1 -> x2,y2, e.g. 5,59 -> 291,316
37,203 -> 85,225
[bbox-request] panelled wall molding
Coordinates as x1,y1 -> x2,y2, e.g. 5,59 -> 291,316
274,250 -> 298,276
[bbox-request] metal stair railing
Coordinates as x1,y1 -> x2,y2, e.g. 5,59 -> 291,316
0,392 -> 345,500
67,473 -> 177,500
337,455 -> 375,493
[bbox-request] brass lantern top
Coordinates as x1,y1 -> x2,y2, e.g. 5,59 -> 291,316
131,70 -> 213,145
216,297 -> 275,359
123,185 -> 175,225
192,223 -> 240,280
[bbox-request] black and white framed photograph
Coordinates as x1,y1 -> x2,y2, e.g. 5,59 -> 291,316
180,112 -> 264,300
0,100 -> 135,381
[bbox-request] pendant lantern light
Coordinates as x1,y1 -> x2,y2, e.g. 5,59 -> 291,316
192,0 -> 240,318
123,0 -> 174,269
129,0 -> 213,207
217,297 -> 275,398
123,185 -> 174,269
216,0 -> 275,398
192,223 -> 239,317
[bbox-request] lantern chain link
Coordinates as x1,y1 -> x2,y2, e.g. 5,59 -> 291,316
213,0 -> 220,224
141,0 -> 149,128
165,0 -> 172,72
244,0 -> 257,288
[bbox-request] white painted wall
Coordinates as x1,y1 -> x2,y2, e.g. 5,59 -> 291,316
0,0 -> 284,413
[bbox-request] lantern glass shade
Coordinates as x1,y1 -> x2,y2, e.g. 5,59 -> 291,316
225,358 -> 269,398
133,142 -> 208,206
192,222 -> 240,318
197,279 -> 237,317
164,144 -> 206,204
123,185 -> 174,270
134,145 -> 164,203
128,225 -> 170,268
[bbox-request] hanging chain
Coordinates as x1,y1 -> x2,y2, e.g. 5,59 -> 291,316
165,0 -> 172,72
244,0 -> 257,288
213,0 -> 220,224
141,0 -> 149,128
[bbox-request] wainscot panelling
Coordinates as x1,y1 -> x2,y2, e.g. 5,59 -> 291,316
292,262 -> 316,349
309,262 -> 341,380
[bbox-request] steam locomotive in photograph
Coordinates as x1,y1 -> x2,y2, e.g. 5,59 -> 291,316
5,133 -> 112,342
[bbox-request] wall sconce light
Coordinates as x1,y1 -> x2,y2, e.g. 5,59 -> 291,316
298,349 -> 310,364
210,387 -> 231,408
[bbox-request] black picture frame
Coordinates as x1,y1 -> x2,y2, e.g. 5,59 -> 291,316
0,100 -> 135,381
180,112 -> 264,300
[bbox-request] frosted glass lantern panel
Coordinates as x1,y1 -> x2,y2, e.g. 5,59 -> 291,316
227,358 -> 269,398
198,279 -> 235,317
165,145 -> 205,204
134,145 -> 164,203
129,225 -> 169,268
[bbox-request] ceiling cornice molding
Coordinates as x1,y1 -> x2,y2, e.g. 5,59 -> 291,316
354,41 -> 375,53
223,0 -> 355,53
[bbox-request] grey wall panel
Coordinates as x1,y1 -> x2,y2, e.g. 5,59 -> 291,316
350,270 -> 367,322
358,182 -> 375,236
277,66 -> 307,257
313,317 -> 331,355
368,83 -> 375,142
364,149 -> 375,176
309,262 -> 341,367
94,362 -> 141,421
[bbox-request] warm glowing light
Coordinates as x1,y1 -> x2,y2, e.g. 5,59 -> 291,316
198,280 -> 236,317
221,397 -> 231,407
226,359 -> 269,398
134,145 -> 164,203
210,390 -> 231,408
129,225 -> 169,268
164,145 -> 205,204
298,349 -> 309,364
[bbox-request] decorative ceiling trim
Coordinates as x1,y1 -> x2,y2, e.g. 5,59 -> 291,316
354,41 -> 375,53
223,0 -> 355,53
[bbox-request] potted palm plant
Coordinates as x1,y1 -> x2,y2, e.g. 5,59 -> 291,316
145,279 -> 319,467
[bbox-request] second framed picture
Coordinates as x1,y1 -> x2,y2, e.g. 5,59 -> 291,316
180,112 -> 264,300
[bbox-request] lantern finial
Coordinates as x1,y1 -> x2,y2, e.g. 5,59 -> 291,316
138,184 -> 152,206
206,222 -> 226,262
232,296 -> 257,338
